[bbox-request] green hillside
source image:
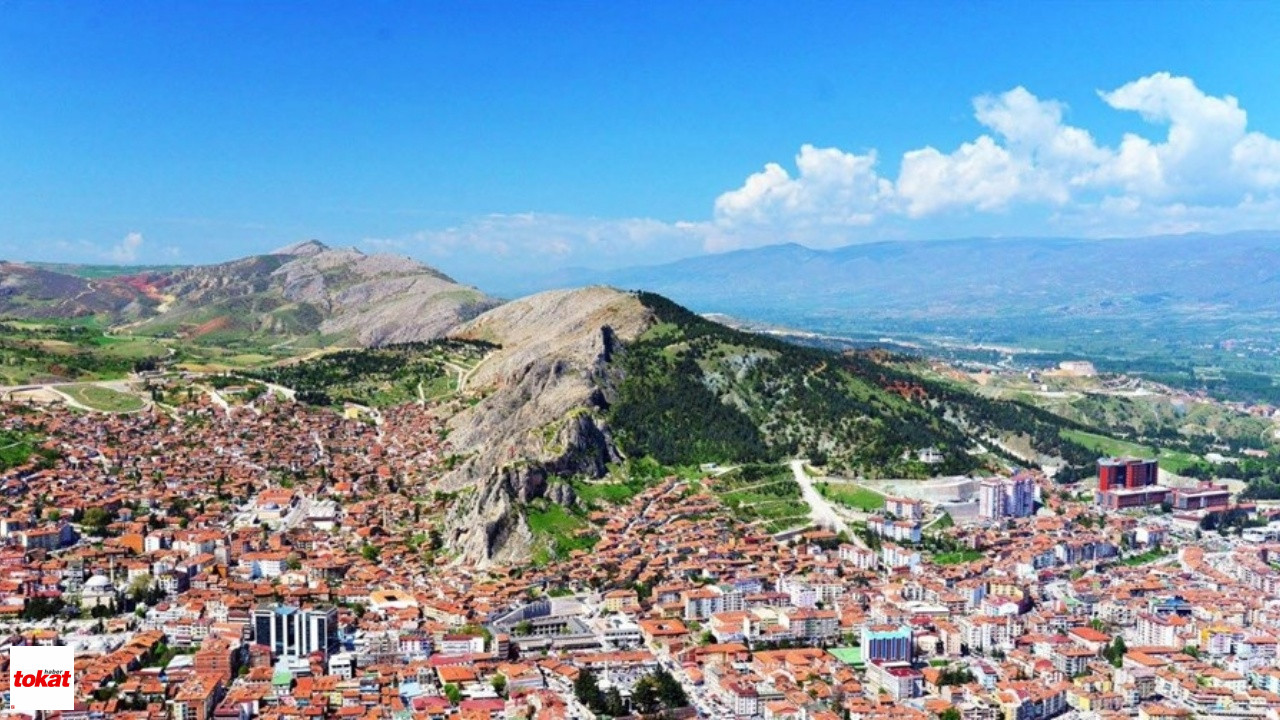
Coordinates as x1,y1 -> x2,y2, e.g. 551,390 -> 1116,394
609,293 -> 1101,480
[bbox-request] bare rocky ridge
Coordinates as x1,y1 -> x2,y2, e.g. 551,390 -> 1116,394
3,241 -> 498,347
104,241 -> 501,345
264,244 -> 497,345
440,287 -> 655,565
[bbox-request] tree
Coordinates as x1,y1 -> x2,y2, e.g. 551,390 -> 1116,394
653,667 -> 688,709
491,673 -> 507,697
604,687 -> 626,717
21,596 -> 64,620
360,544 -> 380,562
443,683 -> 462,705
574,667 -> 601,708
1104,636 -> 1127,667
937,665 -> 975,686
939,709 -> 962,720
631,677 -> 660,715
81,507 -> 112,534
127,574 -> 154,601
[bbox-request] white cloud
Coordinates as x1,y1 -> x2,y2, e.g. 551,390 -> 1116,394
1232,132 -> 1280,189
108,232 -> 144,263
897,136 -> 1031,216
709,72 -> 1280,248
377,73 -> 1280,282
1093,72 -> 1249,198
714,144 -> 893,228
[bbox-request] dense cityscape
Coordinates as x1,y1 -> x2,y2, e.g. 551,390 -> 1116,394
5,3 -> 1280,719
0,375 -> 1277,720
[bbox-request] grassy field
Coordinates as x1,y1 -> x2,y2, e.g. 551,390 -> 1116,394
1061,429 -> 1207,474
932,549 -> 984,565
575,476 -> 651,507
30,263 -> 185,279
60,384 -> 146,412
526,502 -> 598,565
816,482 -> 886,512
242,340 -> 492,407
0,321 -> 174,384
0,429 -> 53,471
1120,547 -> 1171,566
711,465 -> 810,533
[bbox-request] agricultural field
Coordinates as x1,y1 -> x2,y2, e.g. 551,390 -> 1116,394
0,320 -> 171,384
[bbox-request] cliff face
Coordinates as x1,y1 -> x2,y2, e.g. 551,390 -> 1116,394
441,287 -> 653,565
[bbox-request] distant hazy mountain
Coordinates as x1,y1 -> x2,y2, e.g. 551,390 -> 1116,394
503,232 -> 1280,335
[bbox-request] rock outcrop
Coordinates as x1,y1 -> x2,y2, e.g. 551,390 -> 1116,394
441,287 -> 654,565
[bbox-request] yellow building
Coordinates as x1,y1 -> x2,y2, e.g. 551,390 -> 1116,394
603,588 -> 639,612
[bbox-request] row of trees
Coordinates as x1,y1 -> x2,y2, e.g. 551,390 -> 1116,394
574,666 -> 688,718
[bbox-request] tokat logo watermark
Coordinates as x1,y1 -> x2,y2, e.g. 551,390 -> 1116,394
8,646 -> 74,712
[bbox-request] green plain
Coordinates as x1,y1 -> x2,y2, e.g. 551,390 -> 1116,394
60,384 -> 145,412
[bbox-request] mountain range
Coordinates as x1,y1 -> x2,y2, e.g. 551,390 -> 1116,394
0,236 -> 1253,563
498,231 -> 1280,342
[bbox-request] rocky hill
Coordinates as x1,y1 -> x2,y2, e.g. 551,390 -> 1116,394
433,290 -> 1101,565
2,241 -> 499,347
6,244 -> 1109,567
134,241 -> 499,346
440,287 -> 654,564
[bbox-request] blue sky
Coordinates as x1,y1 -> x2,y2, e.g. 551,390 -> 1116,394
3,2 -> 1280,290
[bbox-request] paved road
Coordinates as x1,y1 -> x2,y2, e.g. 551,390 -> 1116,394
262,381 -> 296,402
789,459 -> 850,535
